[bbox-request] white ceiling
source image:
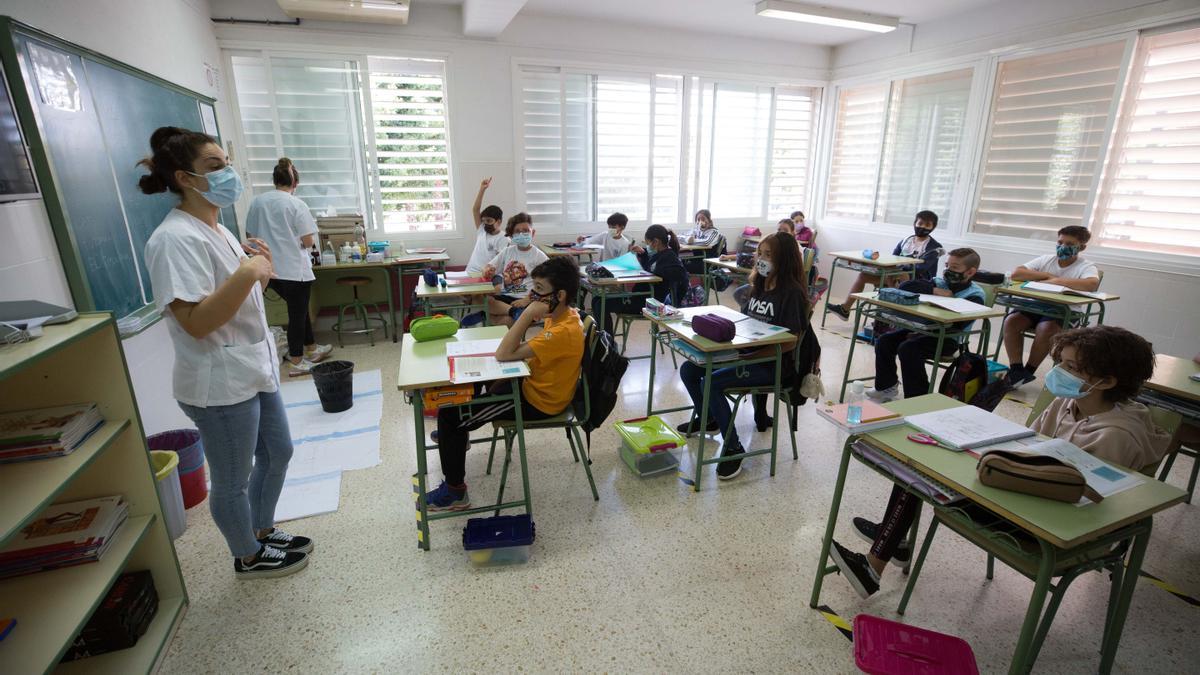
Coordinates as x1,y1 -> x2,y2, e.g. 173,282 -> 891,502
419,0 -> 1001,45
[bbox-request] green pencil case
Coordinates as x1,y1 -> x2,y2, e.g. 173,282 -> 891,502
410,314 -> 459,342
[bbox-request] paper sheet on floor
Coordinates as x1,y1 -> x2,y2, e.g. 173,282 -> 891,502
274,471 -> 341,522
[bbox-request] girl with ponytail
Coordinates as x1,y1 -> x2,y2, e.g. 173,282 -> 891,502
591,224 -> 688,334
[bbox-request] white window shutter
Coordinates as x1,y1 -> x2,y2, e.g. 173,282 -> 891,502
768,86 -> 820,218
826,83 -> 888,220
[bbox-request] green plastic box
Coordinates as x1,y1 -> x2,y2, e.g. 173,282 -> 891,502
615,416 -> 683,477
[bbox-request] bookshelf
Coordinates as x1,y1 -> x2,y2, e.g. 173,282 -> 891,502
0,314 -> 188,674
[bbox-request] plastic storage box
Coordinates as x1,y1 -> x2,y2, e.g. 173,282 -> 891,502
615,416 -> 683,477
853,614 -> 978,675
462,514 -> 535,567
986,360 -> 1009,384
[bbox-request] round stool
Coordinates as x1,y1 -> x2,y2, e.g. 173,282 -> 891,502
332,276 -> 389,347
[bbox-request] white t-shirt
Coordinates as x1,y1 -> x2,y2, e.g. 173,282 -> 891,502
1022,254 -> 1100,280
486,244 -> 550,298
245,190 -> 318,282
898,235 -> 932,258
582,230 -> 633,261
467,227 -> 510,275
145,209 -> 280,408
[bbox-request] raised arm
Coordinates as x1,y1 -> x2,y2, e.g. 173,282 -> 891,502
472,177 -> 492,229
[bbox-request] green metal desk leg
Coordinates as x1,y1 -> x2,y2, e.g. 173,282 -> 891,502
897,516 -> 940,615
821,260 -> 840,328
992,305 -> 1014,362
1098,521 -> 1152,674
926,326 -> 948,394
646,322 -> 659,417
693,356 -> 714,492
512,385 -> 534,519
810,437 -> 855,608
412,393 -> 432,551
389,266 -> 400,342
902,502 -> 922,575
769,343 -> 782,477
1009,540 -> 1056,675
839,302 -> 865,402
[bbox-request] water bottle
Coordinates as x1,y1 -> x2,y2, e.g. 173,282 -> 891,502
847,381 -> 865,426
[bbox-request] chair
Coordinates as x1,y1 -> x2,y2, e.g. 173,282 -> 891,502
331,276 -> 388,347
613,313 -> 678,367
1157,439 -> 1199,504
484,315 -> 600,505
1003,269 -> 1106,363
719,327 -> 808,462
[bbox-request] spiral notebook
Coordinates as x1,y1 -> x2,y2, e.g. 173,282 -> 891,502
905,406 -> 1034,450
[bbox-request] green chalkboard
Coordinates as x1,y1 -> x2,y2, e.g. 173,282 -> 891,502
0,18 -> 237,321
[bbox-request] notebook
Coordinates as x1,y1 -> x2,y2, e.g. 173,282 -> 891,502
1022,282 -> 1115,300
905,406 -> 1035,450
817,401 -> 905,433
918,295 -> 987,314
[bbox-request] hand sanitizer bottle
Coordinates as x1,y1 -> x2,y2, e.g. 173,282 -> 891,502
847,381 -> 865,426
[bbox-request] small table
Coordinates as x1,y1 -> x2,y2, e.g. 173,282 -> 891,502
313,253 -> 449,342
991,282 -> 1120,361
822,250 -> 923,328
396,326 -> 532,550
809,394 -> 1186,675
540,244 -> 599,263
413,278 -> 498,325
839,291 -> 1003,401
1139,354 -> 1200,502
580,271 -> 661,326
642,306 -> 796,491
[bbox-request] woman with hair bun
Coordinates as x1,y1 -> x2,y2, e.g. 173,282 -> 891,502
141,127 -> 312,579
245,157 -> 332,374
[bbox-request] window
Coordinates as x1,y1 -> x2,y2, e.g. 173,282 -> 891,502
768,87 -> 820,217
825,83 -> 888,219
692,82 -> 772,217
1092,27 -> 1200,257
229,54 -> 366,217
875,69 -> 973,225
970,41 -> 1127,239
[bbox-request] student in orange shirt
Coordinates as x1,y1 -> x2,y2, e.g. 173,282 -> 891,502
424,256 -> 584,510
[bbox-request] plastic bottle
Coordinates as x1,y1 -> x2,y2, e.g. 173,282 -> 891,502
340,242 -> 353,264
847,381 -> 865,426
322,242 -> 337,266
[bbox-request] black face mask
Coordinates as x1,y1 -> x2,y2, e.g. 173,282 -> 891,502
483,223 -> 497,235
914,226 -> 933,238
530,288 -> 560,312
943,269 -> 969,289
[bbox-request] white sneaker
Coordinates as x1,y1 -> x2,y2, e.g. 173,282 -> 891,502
866,385 -> 899,402
287,359 -> 318,376
305,344 -> 333,363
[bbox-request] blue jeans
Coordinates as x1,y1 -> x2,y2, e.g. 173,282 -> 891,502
680,360 -> 777,448
179,390 -> 294,558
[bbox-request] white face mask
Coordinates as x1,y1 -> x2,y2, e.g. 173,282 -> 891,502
756,259 -> 773,277
608,228 -> 621,238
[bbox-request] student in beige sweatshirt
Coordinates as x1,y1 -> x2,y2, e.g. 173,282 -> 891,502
829,324 -> 1172,599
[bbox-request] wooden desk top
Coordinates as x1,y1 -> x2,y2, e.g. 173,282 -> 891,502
704,257 -> 751,274
644,306 -> 795,353
852,292 -> 1005,325
540,244 -> 600,258
831,250 -> 923,267
414,281 -> 497,298
315,253 -> 450,272
580,271 -> 661,286
1145,354 -> 1200,403
996,282 -> 1121,306
397,326 -> 509,391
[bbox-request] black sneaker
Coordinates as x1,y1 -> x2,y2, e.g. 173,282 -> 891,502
828,304 -> 851,321
851,517 -> 910,567
716,442 -> 745,480
829,540 -> 880,599
257,527 -> 314,554
754,414 -> 774,433
1007,365 -> 1036,388
234,545 -> 309,580
677,417 -> 719,437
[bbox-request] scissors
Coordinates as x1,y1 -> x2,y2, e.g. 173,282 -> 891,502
907,433 -> 953,450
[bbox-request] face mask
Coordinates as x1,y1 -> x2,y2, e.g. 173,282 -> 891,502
914,226 -> 933,238
943,269 -> 967,286
1056,244 -> 1079,260
1045,365 -> 1097,400
483,222 -> 497,234
608,228 -> 621,238
530,288 -> 560,312
755,259 -> 773,277
513,232 -> 533,247
187,166 -> 243,208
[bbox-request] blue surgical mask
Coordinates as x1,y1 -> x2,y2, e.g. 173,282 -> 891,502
513,232 -> 533,247
1045,365 -> 1096,399
1056,244 -> 1080,260
187,166 -> 243,208
755,259 -> 773,277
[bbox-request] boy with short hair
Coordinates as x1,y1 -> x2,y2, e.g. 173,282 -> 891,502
424,256 -> 585,511
1004,225 -> 1102,388
577,212 -> 634,261
482,213 -> 550,326
467,177 -> 508,275
829,210 -> 942,321
867,248 -> 985,401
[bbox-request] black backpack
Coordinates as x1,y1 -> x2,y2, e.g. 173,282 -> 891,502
938,345 -> 989,404
572,322 -> 629,451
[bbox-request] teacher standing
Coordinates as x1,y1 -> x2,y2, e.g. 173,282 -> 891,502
245,157 -> 332,375
140,127 -> 312,579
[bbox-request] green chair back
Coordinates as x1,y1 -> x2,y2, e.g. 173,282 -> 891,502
1024,387 -> 1058,426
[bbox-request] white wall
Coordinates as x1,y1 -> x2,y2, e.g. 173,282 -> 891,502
0,0 -> 231,433
210,0 -> 831,266
817,0 -> 1200,359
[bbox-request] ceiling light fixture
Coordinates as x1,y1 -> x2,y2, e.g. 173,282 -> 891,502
755,1 -> 899,33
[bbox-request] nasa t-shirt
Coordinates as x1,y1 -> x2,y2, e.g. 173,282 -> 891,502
742,283 -> 809,359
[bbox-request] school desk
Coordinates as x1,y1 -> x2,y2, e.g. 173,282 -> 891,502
642,306 -> 796,491
397,326 -> 531,550
580,271 -> 661,327
808,394 -> 1186,675
821,250 -> 923,328
314,253 -> 449,342
838,291 -> 1004,401
539,244 -> 598,263
1138,354 -> 1200,503
990,282 -> 1120,361
413,278 -> 498,325
702,257 -> 750,301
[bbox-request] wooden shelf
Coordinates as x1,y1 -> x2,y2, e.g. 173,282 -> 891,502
0,514 -> 153,674
54,594 -> 185,675
0,315 -> 110,380
0,419 -> 132,545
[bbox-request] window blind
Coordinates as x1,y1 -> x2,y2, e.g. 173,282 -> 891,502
1092,27 -> 1200,257
652,75 -> 684,222
826,83 -> 888,219
706,82 -> 772,218
970,41 -> 1126,238
594,75 -> 651,220
768,86 -> 819,217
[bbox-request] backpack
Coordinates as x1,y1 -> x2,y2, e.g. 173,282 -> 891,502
938,345 -> 989,404
679,284 -> 707,308
572,322 -> 629,452
711,268 -> 733,292
585,262 -> 614,280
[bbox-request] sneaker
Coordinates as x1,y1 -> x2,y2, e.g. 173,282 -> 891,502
1008,365 -> 1036,388
234,545 -> 308,580
430,430 -> 439,443
460,311 -> 485,328
716,443 -> 745,480
866,384 -> 899,402
286,359 -> 318,377
305,344 -> 333,363
257,527 -> 314,554
828,304 -> 851,321
829,540 -> 880,599
851,517 -> 910,567
676,417 -> 719,437
424,481 -> 470,512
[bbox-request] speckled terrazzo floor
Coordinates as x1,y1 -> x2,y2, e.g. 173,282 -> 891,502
158,302 -> 1200,674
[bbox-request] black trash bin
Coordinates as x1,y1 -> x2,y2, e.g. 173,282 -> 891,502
311,360 -> 355,413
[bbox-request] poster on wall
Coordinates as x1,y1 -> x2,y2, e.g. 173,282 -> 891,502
27,42 -> 80,112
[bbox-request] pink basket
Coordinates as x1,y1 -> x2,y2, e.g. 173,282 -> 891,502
853,615 -> 978,675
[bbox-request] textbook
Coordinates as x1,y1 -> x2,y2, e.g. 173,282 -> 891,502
816,400 -> 905,434
0,495 -> 128,579
670,338 -> 740,364
0,403 -> 104,464
917,295 -> 989,314
446,276 -> 491,286
1022,281 -> 1116,300
905,406 -> 1034,450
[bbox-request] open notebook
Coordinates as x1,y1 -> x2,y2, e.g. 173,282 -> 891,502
905,405 -> 1035,450
1022,281 -> 1116,300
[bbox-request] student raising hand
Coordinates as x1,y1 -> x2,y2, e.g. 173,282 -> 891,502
480,176 -> 492,190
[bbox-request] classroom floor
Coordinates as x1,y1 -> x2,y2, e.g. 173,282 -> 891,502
158,300 -> 1200,674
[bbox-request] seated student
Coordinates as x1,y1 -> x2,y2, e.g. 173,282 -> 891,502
829,210 -> 942,321
591,224 -> 688,335
462,177 -> 509,326
676,232 -> 810,480
830,325 -> 1171,598
482,213 -> 549,326
790,210 -> 815,250
577,212 -> 634,261
425,257 -> 585,511
1003,225 -> 1101,388
867,248 -> 985,402
683,209 -> 724,274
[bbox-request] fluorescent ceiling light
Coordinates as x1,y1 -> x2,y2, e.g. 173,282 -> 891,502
755,1 -> 898,33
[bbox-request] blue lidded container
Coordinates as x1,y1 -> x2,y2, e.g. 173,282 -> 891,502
462,514 -> 535,567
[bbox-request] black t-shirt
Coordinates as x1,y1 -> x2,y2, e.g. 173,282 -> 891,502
742,282 -> 809,338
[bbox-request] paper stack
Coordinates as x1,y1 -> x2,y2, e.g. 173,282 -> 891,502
817,400 -> 905,433
0,495 -> 129,579
0,403 -> 104,464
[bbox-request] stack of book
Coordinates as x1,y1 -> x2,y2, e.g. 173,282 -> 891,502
0,403 -> 104,464
816,400 -> 906,434
0,495 -> 129,579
